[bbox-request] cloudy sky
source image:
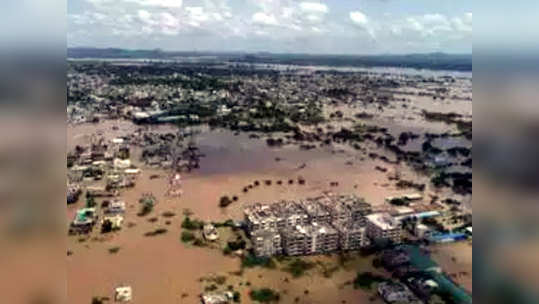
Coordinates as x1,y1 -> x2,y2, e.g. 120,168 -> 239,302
68,0 -> 472,54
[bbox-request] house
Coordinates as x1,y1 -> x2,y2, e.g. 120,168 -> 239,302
115,286 -> 132,302
102,214 -> 124,230
106,200 -> 126,214
201,292 -> 233,304
406,276 -> 438,299
113,158 -> 131,169
69,208 -> 97,234
414,223 -> 432,239
203,224 -> 219,241
378,281 -> 420,304
67,183 -> 81,204
465,226 -> 472,237
381,249 -> 410,269
87,186 -> 117,197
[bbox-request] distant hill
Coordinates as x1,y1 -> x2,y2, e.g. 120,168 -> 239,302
67,48 -> 471,71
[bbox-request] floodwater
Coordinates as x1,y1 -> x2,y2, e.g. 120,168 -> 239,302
67,112 -> 470,303
67,121 -> 409,303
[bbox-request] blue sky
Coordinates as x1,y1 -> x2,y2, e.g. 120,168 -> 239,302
68,0 -> 472,54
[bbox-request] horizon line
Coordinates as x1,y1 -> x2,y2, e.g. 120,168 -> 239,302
67,46 -> 472,57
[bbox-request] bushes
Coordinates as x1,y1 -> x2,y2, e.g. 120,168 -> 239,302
283,259 -> 315,278
227,239 -> 246,251
91,297 -> 106,304
181,231 -> 195,243
138,203 -> 153,216
86,196 -> 96,208
193,238 -> 206,247
219,196 -> 233,208
144,228 -> 168,237
162,211 -> 176,218
138,194 -> 155,216
353,272 -> 386,290
108,247 -> 120,254
249,288 -> 280,303
388,197 -> 409,206
213,219 -> 234,228
233,291 -> 241,303
181,217 -> 204,230
242,254 -> 276,269
101,220 -> 113,233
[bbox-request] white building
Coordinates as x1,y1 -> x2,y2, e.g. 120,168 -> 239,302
251,229 -> 282,257
366,213 -> 402,244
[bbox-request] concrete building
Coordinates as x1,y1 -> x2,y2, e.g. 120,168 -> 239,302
377,282 -> 420,304
251,229 -> 283,257
337,194 -> 372,223
269,200 -> 310,230
366,213 -> 402,244
245,195 -> 373,257
297,198 -> 332,224
334,220 -> 369,250
244,203 -> 279,232
282,223 -> 339,256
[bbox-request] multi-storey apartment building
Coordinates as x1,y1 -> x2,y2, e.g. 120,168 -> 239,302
251,229 -> 283,257
338,195 -> 372,223
245,195 -> 387,257
282,223 -> 339,256
244,203 -> 279,233
366,213 -> 402,244
269,200 -> 310,230
334,220 -> 370,250
297,197 -> 332,224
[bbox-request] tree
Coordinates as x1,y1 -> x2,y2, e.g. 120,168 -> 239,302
86,196 -> 96,208
219,196 -> 232,208
101,220 -> 112,233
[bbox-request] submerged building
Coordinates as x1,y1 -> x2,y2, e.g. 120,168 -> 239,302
366,213 -> 402,244
245,195 -> 383,257
251,229 -> 283,257
282,223 -> 339,256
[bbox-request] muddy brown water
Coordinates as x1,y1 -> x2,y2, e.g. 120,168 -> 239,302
67,117 -> 468,303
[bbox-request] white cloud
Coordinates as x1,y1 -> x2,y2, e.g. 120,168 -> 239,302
160,12 -> 179,28
349,11 -> 375,38
423,14 -> 449,26
350,11 -> 368,26
299,2 -> 328,14
252,12 -> 278,26
452,17 -> 471,33
126,0 -> 183,8
465,12 -> 472,23
186,6 -> 209,26
137,10 -> 155,25
406,17 -> 423,32
70,0 -> 471,54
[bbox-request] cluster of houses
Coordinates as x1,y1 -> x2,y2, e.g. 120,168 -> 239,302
244,195 -> 402,257
373,247 -> 456,304
68,134 -> 139,234
69,199 -> 127,235
68,135 -> 140,191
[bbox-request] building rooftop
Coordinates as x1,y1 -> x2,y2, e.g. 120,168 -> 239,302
366,213 -> 399,230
